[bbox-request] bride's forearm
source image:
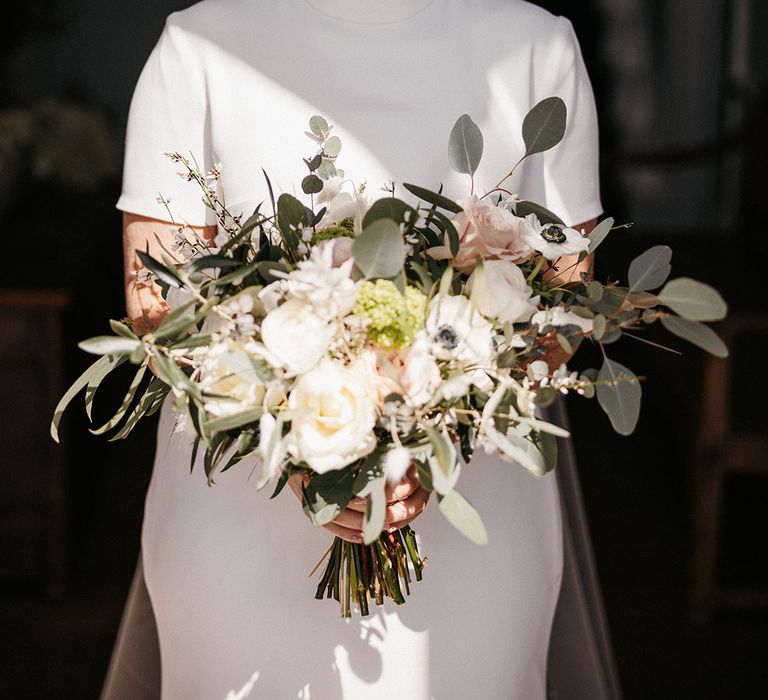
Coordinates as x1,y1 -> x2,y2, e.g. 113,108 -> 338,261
122,212 -> 216,335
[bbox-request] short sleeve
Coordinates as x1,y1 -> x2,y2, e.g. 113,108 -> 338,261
538,17 -> 603,227
116,15 -> 213,226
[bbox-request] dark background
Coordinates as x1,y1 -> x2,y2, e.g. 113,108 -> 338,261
1,0 -> 766,697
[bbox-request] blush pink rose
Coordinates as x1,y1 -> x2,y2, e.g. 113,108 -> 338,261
427,194 -> 533,272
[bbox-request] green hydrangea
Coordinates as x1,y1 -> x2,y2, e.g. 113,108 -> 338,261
310,216 -> 355,246
354,280 -> 427,350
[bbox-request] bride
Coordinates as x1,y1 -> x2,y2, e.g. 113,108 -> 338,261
103,1 -> 620,698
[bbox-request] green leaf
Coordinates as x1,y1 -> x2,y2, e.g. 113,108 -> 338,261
523,96 -> 567,157
78,336 -> 141,356
592,314 -> 606,341
362,197 -> 415,228
303,467 -> 357,526
301,174 -> 324,194
152,313 -> 196,341
324,135 -> 342,158
628,245 -> 672,291
50,354 -> 123,442
85,354 -> 129,421
276,193 -> 308,246
218,350 -> 272,383
352,218 -> 406,279
587,217 -> 614,254
401,183 -> 462,213
109,319 -> 138,340
90,362 -> 148,436
556,333 -> 572,353
660,316 -> 729,358
309,115 -> 329,137
136,249 -> 184,288
596,357 -> 641,435
203,407 -> 263,433
448,113 -> 484,175
657,277 -> 728,321
587,281 -> 603,301
515,201 -> 565,226
431,209 -> 460,257
188,255 -> 243,273
109,378 -> 169,441
362,476 -> 387,545
438,490 -> 488,545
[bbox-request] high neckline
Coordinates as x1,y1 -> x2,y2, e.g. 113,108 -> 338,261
303,0 -> 441,26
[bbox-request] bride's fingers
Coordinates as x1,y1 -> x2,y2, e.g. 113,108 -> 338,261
383,486 -> 430,526
330,506 -> 364,532
346,466 -> 420,514
323,521 -> 363,544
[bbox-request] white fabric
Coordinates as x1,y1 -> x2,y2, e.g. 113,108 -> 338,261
116,1 -> 603,698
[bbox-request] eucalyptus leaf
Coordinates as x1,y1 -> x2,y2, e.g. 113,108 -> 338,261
660,315 -> 729,358
352,218 -> 406,279
276,193 -> 308,246
438,490 -> 488,545
596,357 -> 641,435
324,135 -> 342,158
362,197 -> 415,228
301,174 -> 324,194
309,115 -> 329,137
592,314 -> 606,341
515,201 -> 565,226
401,183 -> 462,213
78,336 -> 141,356
657,277 -> 728,321
448,113 -> 484,176
218,350 -> 272,383
628,245 -> 672,291
363,476 -> 387,545
587,217 -> 614,254
523,96 -> 567,157
303,467 -> 357,526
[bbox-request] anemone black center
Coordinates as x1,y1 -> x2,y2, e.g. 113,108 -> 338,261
540,224 -> 567,243
435,324 -> 459,350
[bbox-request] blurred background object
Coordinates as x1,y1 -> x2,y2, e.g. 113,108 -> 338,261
0,1 -> 765,697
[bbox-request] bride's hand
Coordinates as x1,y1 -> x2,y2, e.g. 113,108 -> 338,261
287,465 -> 431,544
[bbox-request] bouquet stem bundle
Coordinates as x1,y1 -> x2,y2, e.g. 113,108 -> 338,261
313,526 -> 425,618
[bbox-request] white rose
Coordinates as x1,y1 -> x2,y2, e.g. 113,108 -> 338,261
530,305 -> 594,333
260,299 -> 332,376
287,358 -> 377,472
198,341 -> 265,418
425,294 -> 494,365
465,260 -> 540,324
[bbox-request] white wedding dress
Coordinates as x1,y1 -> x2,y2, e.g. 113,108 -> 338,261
108,1 -> 604,698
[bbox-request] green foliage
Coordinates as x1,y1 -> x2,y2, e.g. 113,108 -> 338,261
351,218 -> 406,279
628,245 -> 672,291
596,357 -> 641,435
448,113 -> 484,176
522,96 -> 567,156
657,277 -> 728,321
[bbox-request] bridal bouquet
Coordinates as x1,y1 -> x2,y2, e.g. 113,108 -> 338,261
51,98 -> 728,617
